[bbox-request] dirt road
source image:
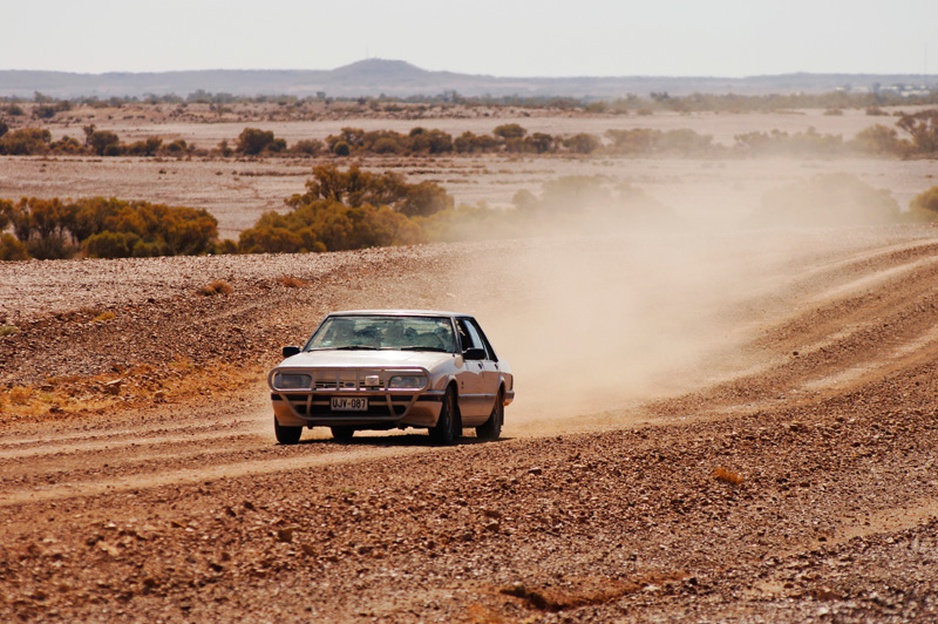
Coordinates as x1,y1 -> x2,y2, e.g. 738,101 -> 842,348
2,228 -> 938,622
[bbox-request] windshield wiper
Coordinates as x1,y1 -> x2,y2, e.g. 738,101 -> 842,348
334,345 -> 379,351
399,346 -> 449,352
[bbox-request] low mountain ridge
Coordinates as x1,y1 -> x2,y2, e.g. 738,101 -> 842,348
0,58 -> 929,99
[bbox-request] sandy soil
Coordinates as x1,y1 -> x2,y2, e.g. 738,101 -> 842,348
3,106 -> 938,621
3,222 -> 938,622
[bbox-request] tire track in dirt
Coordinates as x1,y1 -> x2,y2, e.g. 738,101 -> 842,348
0,442 -> 430,507
5,231 -> 937,510
648,235 -> 938,420
4,232 -> 938,622
1,235 -> 935,493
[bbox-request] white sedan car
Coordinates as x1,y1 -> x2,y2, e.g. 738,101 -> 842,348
268,310 -> 514,444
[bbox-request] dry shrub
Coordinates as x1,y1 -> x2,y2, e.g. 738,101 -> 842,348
0,324 -> 18,337
7,386 -> 33,406
197,279 -> 233,296
712,467 -> 744,486
277,275 -> 308,288
0,361 -> 262,422
93,311 -> 116,322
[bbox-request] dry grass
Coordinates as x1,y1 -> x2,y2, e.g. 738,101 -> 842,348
712,467 -> 745,486
0,361 -> 264,422
92,311 -> 116,322
0,325 -> 19,337
7,386 -> 33,405
197,279 -> 233,296
276,275 -> 309,288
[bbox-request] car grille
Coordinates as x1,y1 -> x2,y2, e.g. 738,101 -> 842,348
277,393 -> 414,417
270,366 -> 430,420
312,371 -> 387,391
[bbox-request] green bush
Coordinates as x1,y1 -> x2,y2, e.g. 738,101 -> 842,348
240,201 -> 423,253
562,133 -> 601,154
755,174 -> 901,226
0,127 -> 52,155
0,196 -> 218,260
288,164 -> 450,217
909,186 -> 938,221
0,233 -> 29,261
851,125 -> 907,156
88,130 -> 120,156
291,139 -> 323,156
240,165 -> 446,253
85,231 -> 140,258
734,128 -> 844,157
124,137 -> 163,156
236,127 -> 285,155
493,123 -> 527,140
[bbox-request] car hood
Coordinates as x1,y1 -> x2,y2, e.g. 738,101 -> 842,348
276,349 -> 455,370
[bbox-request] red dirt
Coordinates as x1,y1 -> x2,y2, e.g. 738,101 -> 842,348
3,223 -> 938,621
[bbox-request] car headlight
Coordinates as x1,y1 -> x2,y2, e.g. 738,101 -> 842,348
273,373 -> 312,390
388,374 -> 428,390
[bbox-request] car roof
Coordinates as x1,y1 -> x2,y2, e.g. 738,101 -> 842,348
326,309 -> 471,319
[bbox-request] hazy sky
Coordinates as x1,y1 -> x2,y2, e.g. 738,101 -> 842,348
3,0 -> 935,77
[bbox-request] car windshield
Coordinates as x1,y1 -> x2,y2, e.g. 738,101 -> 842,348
305,315 -> 456,353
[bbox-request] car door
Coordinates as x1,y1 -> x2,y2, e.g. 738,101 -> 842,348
455,317 -> 498,424
465,317 -> 503,413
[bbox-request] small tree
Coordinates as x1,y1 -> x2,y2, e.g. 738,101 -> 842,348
0,127 -> 52,155
852,124 -> 906,156
493,123 -> 527,140
897,109 -> 938,154
525,132 -> 555,154
88,130 -> 121,156
236,127 -> 283,155
84,231 -> 140,258
292,138 -> 323,156
399,181 -> 453,217
563,133 -> 601,154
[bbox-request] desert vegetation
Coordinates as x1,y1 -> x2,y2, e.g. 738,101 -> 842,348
0,196 -> 218,260
4,91 -> 938,158
3,116 -> 938,158
751,174 -> 906,226
4,165 -> 938,261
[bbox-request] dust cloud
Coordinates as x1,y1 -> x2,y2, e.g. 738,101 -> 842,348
453,181 -> 885,436
467,234 -> 763,434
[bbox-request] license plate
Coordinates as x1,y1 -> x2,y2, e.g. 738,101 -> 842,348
331,397 -> 368,411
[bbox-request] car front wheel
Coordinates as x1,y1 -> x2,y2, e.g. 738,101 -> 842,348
429,387 -> 460,445
274,417 -> 302,445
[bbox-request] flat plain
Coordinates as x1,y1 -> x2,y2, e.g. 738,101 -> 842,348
2,102 -> 938,622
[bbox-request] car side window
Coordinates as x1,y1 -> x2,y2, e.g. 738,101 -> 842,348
468,318 -> 499,361
458,318 -> 489,358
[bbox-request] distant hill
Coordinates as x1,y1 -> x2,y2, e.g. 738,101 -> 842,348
0,58 -> 932,99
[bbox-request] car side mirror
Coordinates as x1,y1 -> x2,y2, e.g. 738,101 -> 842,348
463,347 -> 486,361
282,345 -> 301,358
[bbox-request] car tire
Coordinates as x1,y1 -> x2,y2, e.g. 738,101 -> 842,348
331,426 -> 355,443
274,417 -> 302,445
429,386 -> 460,445
476,389 -> 504,441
